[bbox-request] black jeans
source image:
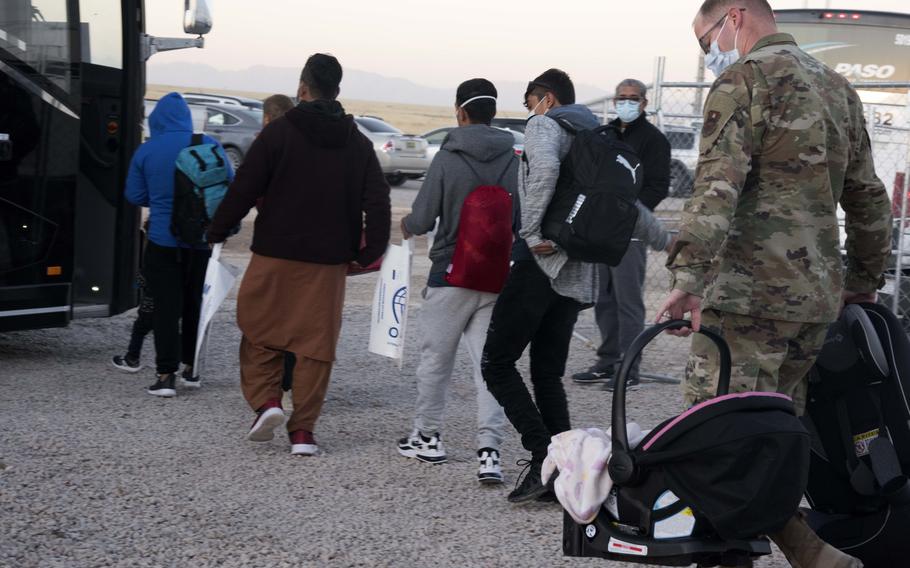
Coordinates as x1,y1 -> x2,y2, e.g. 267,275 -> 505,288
126,276 -> 155,361
143,242 -> 210,374
481,261 -> 582,463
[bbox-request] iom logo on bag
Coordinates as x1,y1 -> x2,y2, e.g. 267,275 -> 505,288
388,286 -> 408,338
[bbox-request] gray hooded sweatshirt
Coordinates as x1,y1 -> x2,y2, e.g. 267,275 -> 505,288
520,104 -> 671,304
403,125 -> 519,282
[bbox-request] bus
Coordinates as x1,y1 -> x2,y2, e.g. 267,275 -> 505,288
0,0 -> 211,332
775,9 -> 910,201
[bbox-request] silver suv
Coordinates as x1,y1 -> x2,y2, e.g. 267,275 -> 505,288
354,116 -> 430,186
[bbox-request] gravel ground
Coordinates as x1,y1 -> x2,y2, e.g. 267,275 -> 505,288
0,185 -> 792,567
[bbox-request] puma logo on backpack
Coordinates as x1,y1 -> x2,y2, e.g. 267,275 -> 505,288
541,120 -> 641,266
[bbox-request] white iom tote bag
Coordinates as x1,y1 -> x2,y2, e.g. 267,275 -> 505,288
368,239 -> 412,362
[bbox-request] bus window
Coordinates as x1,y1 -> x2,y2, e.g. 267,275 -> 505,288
79,0 -> 122,69
0,0 -> 73,93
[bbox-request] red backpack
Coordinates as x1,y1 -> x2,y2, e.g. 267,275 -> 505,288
445,155 -> 515,293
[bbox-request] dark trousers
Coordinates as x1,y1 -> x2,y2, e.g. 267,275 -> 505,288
126,304 -> 154,360
481,261 -> 582,463
143,242 -> 210,374
126,278 -> 155,360
594,241 -> 647,375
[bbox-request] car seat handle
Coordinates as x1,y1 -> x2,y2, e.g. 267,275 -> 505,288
611,320 -> 732,454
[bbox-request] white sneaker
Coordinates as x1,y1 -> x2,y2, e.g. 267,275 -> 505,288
247,406 -> 286,442
477,448 -> 504,484
397,430 -> 447,463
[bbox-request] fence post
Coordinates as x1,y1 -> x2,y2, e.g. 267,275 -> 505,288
893,88 -> 910,316
652,56 -> 666,130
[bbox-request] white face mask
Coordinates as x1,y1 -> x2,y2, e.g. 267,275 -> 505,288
704,16 -> 740,77
615,100 -> 642,124
526,96 -> 548,119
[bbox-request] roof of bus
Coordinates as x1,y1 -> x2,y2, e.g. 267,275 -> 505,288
775,9 -> 910,28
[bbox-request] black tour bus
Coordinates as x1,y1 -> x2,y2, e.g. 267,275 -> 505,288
0,0 -> 211,332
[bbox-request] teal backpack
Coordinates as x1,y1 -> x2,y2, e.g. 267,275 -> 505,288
170,134 -> 234,245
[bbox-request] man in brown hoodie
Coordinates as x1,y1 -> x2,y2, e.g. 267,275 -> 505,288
208,54 -> 391,456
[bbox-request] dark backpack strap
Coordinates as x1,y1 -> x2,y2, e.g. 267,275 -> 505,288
494,155 -> 516,186
191,133 -> 203,146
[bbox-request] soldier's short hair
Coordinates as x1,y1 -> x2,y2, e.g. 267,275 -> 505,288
263,94 -> 294,123
615,79 -> 647,100
698,0 -> 773,22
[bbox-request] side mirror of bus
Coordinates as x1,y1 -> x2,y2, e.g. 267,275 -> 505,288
184,0 -> 213,36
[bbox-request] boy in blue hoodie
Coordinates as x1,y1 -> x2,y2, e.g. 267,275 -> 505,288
125,93 -> 233,397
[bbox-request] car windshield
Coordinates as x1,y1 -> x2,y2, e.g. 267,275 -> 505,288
356,117 -> 401,134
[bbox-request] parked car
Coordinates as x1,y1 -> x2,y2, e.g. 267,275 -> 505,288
182,92 -> 265,110
422,126 -> 524,164
490,117 -> 527,133
664,124 -> 700,198
354,116 -> 429,186
200,103 -> 263,170
142,99 -> 208,141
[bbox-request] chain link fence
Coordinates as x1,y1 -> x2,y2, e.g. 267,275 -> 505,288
587,80 -> 910,329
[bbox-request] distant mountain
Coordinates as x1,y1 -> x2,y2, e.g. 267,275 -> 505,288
146,62 -> 609,110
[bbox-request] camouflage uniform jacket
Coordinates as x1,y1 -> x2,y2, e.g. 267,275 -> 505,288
667,33 -> 892,324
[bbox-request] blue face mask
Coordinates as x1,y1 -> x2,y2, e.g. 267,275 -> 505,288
704,16 -> 740,77
615,100 -> 642,124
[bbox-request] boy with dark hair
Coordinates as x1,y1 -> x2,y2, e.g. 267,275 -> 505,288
396,78 -> 516,484
209,53 -> 390,456
481,69 -> 672,503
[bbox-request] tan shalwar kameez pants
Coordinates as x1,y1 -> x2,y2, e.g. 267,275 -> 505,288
237,253 -> 347,433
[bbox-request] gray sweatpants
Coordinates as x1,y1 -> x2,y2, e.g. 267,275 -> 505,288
413,286 -> 507,450
595,241 -> 647,376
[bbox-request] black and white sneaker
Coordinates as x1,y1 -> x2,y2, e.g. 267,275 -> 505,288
111,355 -> 142,373
477,448 -> 503,484
146,374 -> 177,398
604,375 -> 640,392
180,366 -> 201,389
572,364 -> 615,385
397,430 -> 447,464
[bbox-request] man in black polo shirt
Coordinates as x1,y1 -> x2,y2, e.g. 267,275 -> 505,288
572,78 -> 671,389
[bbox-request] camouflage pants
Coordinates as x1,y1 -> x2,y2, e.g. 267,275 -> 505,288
684,309 -> 829,414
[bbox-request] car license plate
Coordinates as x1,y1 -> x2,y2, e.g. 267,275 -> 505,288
406,141 -> 416,149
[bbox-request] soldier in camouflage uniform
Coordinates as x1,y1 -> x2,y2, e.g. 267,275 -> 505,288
657,1 -> 893,567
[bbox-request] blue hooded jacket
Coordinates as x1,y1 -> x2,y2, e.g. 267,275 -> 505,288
125,92 -> 234,247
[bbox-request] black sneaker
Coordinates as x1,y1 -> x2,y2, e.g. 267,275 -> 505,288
604,375 -> 640,392
572,364 -> 615,385
507,459 -> 548,504
180,366 -> 201,389
111,354 -> 142,373
146,374 -> 176,397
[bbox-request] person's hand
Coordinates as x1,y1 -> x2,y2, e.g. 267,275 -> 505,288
400,218 -> 412,240
530,241 -> 557,256
655,289 -> 703,337
349,261 -> 364,272
843,290 -> 877,305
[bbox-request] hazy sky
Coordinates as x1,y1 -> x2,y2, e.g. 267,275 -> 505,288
146,0 -> 910,92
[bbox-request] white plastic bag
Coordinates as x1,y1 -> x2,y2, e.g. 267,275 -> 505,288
368,239 -> 412,362
193,243 -> 241,376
